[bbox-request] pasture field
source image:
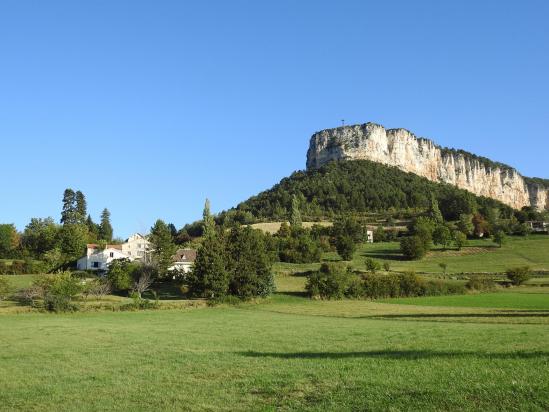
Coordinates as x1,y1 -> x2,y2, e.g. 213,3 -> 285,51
273,235 -> 549,276
1,272 -> 549,411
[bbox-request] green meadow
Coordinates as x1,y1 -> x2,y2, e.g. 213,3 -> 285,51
1,236 -> 549,411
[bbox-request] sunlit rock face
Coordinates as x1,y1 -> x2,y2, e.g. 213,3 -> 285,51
306,122 -> 548,210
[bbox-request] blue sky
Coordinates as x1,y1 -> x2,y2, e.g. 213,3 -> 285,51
1,0 -> 548,238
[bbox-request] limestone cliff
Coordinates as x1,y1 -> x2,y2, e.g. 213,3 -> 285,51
306,122 -> 548,210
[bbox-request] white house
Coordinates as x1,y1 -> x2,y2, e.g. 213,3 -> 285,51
76,245 -> 128,271
366,230 -> 374,243
121,233 -> 151,262
168,249 -> 197,273
76,233 -> 152,272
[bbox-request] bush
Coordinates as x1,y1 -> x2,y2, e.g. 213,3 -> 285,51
506,266 -> 532,286
365,258 -> 381,274
33,272 -> 83,312
465,275 -> 496,291
306,263 -> 354,299
400,236 -> 427,260
335,236 -> 356,261
0,277 -> 12,301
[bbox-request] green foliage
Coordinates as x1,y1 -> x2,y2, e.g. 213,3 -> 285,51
457,213 -> 474,236
428,194 -> 443,223
61,188 -> 77,225
22,217 -> 60,259
374,226 -> 386,242
290,194 -> 302,228
365,258 -> 381,274
278,226 -> 322,264
107,259 -> 139,291
465,275 -> 496,291
432,224 -> 452,249
149,219 -> 177,275
453,231 -> 467,250
383,262 -> 391,272
33,272 -> 83,312
99,208 -> 113,242
331,214 -> 365,243
0,224 -> 19,259
506,266 -> 532,286
188,231 -> 230,299
306,263 -> 353,299
493,230 -> 507,248
335,235 -> 356,261
59,224 -> 88,262
438,262 -> 447,274
0,276 -> 12,301
228,160 -> 511,221
410,217 -> 435,250
400,235 -> 427,260
226,226 -> 275,299
202,198 -> 216,237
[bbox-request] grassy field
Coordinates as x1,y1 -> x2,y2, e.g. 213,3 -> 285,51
1,236 -> 549,410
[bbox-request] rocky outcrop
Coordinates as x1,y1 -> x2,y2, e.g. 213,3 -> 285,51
306,122 -> 548,210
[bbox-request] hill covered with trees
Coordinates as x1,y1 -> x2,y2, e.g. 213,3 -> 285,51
226,160 -> 514,222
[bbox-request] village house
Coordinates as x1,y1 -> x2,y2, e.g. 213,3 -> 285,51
76,233 -> 151,271
168,248 -> 197,273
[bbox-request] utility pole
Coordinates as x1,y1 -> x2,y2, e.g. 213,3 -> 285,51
341,119 -> 345,127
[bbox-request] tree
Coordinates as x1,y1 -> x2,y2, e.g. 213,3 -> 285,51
99,208 -> 113,242
107,259 -> 138,291
202,198 -> 216,237
365,258 -> 381,274
131,265 -> 156,298
335,235 -> 355,261
59,224 -> 88,262
374,226 -> 386,242
61,189 -> 77,225
167,223 -> 178,240
472,213 -> 489,238
383,262 -> 391,272
506,266 -> 531,286
226,226 -> 275,299
149,219 -> 176,276
400,235 -> 427,260
22,217 -> 59,258
75,191 -> 87,224
0,224 -> 20,258
0,277 -> 12,301
493,230 -> 506,248
188,230 -> 229,299
432,225 -> 452,249
439,262 -> 448,274
453,230 -> 467,250
457,213 -> 474,236
290,194 -> 302,228
428,193 -> 444,223
410,217 -> 435,251
86,215 -> 100,241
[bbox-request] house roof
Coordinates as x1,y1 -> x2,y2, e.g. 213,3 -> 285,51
87,244 -> 123,250
172,249 -> 197,263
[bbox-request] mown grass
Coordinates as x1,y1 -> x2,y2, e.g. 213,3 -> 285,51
379,291 -> 549,310
1,304 -> 548,411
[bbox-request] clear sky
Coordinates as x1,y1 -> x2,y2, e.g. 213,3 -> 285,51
1,0 -> 548,238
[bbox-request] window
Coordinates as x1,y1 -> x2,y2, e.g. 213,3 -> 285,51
93,262 -> 99,268
110,252 -> 114,258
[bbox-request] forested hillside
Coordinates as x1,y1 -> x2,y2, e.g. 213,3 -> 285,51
229,160 -> 514,221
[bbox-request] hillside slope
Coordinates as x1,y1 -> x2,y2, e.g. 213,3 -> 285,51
232,159 -> 512,221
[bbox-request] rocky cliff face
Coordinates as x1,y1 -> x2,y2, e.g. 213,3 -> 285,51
306,122 -> 548,210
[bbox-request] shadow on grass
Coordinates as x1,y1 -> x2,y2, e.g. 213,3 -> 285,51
361,249 -> 408,261
238,349 -> 548,360
273,291 -> 309,298
374,312 -> 549,319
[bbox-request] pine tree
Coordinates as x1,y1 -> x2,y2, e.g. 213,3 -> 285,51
428,194 -> 444,223
61,189 -> 77,225
99,208 -> 113,242
75,191 -> 87,224
188,230 -> 229,299
202,198 -> 215,237
290,195 -> 302,228
149,219 -> 176,275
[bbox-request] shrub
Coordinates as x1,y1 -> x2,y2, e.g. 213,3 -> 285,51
306,263 -> 354,299
33,272 -> 83,312
383,262 -> 391,272
0,277 -> 12,301
506,266 -> 532,286
365,258 -> 381,274
400,236 -> 427,260
335,236 -> 356,261
465,275 -> 496,291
